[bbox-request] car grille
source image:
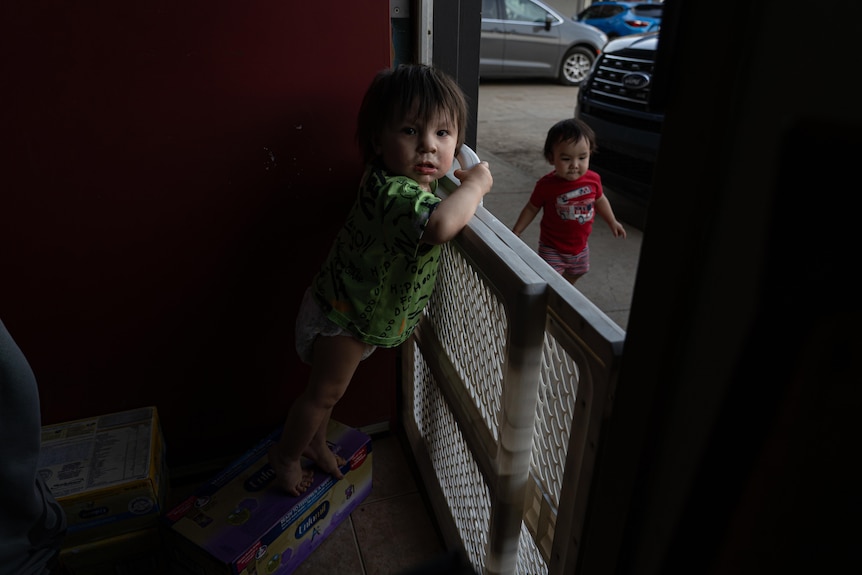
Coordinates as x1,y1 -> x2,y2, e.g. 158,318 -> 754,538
581,49 -> 662,133
589,51 -> 654,109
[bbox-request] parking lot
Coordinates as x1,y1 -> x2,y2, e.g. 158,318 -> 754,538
475,80 -> 642,330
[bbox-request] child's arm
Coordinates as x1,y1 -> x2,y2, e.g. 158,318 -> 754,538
595,195 -> 627,239
423,162 -> 493,245
512,202 -> 540,237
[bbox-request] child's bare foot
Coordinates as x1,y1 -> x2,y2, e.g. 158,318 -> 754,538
303,443 -> 346,480
268,445 -> 314,496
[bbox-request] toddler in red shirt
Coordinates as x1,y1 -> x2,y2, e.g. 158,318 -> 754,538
513,118 -> 626,284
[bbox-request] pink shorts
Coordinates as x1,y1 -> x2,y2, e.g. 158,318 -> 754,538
295,287 -> 376,365
538,242 -> 590,277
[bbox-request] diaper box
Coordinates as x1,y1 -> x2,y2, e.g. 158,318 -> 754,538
38,406 -> 167,547
163,419 -> 372,575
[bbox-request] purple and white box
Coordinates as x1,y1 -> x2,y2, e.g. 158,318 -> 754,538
163,419 -> 372,575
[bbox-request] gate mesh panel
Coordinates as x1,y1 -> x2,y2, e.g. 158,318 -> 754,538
423,243 -> 507,441
410,340 -> 492,571
519,330 -> 581,569
517,522 -> 548,575
531,330 -> 579,514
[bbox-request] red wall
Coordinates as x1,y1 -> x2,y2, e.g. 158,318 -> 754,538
1,2 -> 396,465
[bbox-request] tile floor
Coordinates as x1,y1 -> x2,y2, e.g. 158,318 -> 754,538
289,431 -> 447,575
167,430 -> 453,575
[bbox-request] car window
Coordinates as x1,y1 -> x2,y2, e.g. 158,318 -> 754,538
503,0 -> 549,24
633,6 -> 663,18
482,0 -> 501,20
578,7 -> 598,19
581,5 -> 624,19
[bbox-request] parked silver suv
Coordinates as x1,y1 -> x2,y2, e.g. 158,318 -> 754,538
575,31 -> 662,226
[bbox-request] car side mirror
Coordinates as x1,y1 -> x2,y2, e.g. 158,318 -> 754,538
545,13 -> 552,31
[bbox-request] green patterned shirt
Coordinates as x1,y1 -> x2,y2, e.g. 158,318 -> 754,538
312,164 -> 443,347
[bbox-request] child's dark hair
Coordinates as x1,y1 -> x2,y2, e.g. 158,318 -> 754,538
543,118 -> 596,161
356,64 -> 468,164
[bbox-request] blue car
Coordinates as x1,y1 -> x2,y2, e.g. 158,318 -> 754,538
575,1 -> 662,39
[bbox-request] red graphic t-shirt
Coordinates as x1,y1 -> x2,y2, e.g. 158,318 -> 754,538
529,169 -> 603,255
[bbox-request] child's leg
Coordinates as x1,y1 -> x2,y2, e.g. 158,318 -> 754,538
305,405 -> 347,475
564,272 -> 585,284
269,334 -> 367,496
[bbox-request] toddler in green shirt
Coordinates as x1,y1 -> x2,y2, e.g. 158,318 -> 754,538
269,64 -> 493,496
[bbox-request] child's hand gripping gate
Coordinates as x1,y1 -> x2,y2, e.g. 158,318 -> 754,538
446,144 -> 481,183
446,144 -> 483,206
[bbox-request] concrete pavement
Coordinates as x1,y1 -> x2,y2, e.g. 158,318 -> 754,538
474,80 -> 642,330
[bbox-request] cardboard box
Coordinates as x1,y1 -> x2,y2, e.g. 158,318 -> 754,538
163,420 -> 372,575
38,406 -> 167,547
58,527 -> 166,575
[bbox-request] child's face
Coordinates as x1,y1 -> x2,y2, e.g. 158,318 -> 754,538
550,137 -> 591,181
375,108 -> 459,192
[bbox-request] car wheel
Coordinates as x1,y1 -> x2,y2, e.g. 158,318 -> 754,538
559,46 -> 595,86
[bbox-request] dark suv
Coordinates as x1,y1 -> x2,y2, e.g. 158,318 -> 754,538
575,31 -> 662,228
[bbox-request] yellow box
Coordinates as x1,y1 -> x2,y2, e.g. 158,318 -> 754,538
59,527 -> 166,575
163,419 -> 372,575
38,406 -> 167,547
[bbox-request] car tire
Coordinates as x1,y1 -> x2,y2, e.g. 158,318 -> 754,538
559,46 -> 595,86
